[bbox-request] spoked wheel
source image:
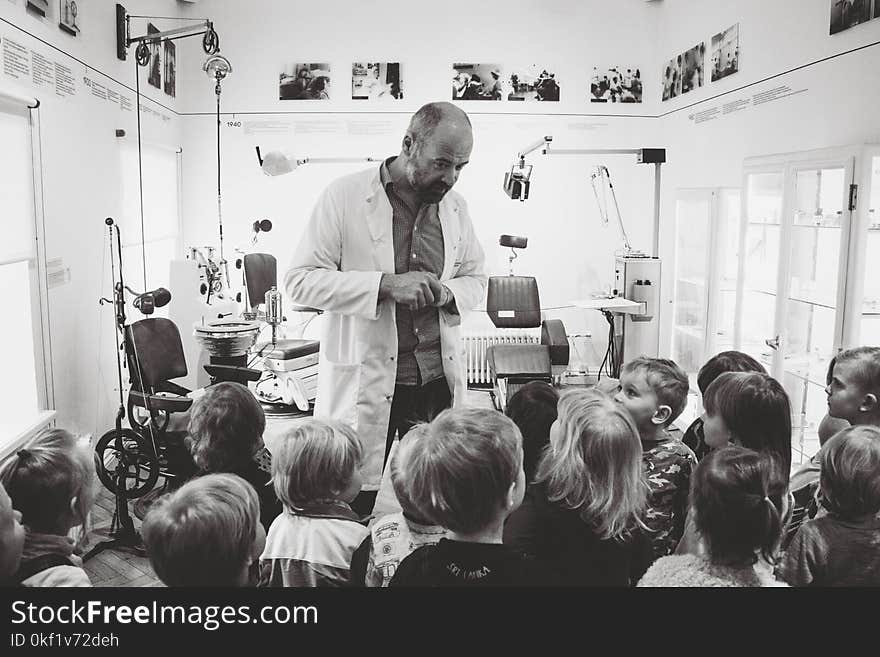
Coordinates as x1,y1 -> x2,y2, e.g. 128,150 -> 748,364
94,428 -> 160,499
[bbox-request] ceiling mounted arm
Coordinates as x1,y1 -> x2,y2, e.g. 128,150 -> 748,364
116,3 -> 220,64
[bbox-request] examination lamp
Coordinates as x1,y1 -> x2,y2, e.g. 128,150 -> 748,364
502,136 -> 666,257
255,146 -> 381,176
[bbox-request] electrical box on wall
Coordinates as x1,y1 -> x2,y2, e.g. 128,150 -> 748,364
614,256 -> 661,361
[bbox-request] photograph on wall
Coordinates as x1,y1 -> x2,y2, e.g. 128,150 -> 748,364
680,42 -> 705,94
506,64 -> 559,101
710,23 -> 739,82
58,0 -> 79,36
830,0 -> 872,34
452,63 -> 504,100
351,62 -> 402,100
661,55 -> 681,101
26,0 -> 49,18
164,40 -> 176,98
590,66 -> 642,103
280,63 -> 331,100
147,23 -> 161,90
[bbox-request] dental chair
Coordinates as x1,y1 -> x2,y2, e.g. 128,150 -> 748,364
486,235 -> 569,412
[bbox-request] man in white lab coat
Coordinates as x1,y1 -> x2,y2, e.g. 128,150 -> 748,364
284,102 -> 487,515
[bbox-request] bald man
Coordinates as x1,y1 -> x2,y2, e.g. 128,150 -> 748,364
284,102 -> 487,516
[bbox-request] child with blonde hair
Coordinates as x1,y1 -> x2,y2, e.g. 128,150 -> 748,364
778,426 -> 880,586
260,418 -> 368,587
350,425 -> 448,586
0,428 -> 96,586
142,473 -> 266,586
390,408 -> 547,586
614,356 -> 696,557
639,446 -> 788,587
504,389 -> 652,585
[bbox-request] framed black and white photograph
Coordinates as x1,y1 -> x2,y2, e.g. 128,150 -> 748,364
147,23 -> 161,90
164,40 -> 176,98
26,0 -> 49,18
590,66 -> 642,103
352,62 -> 402,100
280,63 -> 331,100
452,63 -> 504,101
506,65 -> 559,101
661,55 -> 681,101
711,24 -> 739,82
680,43 -> 705,94
830,0 -> 872,34
58,0 -> 79,36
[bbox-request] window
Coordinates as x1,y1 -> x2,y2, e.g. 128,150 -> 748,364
0,103 -> 52,453
118,140 -> 182,317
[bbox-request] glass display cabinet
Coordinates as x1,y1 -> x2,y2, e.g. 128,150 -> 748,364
735,145 -> 878,470
671,145 -> 879,470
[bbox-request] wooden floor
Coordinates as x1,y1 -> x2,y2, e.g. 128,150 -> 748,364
83,479 -> 164,587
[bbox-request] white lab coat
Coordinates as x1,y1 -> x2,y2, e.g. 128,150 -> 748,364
283,166 -> 487,489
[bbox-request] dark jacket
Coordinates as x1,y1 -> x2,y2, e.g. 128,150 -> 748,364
503,484 -> 654,586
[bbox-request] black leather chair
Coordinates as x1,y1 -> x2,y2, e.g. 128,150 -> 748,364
123,318 -> 195,482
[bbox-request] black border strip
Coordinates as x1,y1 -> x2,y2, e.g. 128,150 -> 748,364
0,15 -> 178,115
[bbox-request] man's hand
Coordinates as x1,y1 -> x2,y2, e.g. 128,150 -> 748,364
379,272 -> 445,310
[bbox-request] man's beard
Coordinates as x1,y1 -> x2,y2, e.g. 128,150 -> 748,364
405,161 -> 450,203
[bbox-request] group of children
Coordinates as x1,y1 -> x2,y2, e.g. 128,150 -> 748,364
1,347 -> 879,587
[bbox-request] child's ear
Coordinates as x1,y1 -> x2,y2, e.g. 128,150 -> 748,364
506,479 -> 519,510
859,393 -> 878,413
651,405 -> 672,426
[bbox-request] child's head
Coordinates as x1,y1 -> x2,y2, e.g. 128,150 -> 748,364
692,446 -> 787,566
697,350 -> 766,395
142,473 -> 266,586
818,356 -> 850,445
702,371 -> 792,477
536,389 -> 646,540
505,381 -> 559,483
390,424 -> 433,524
188,382 -> 266,472
272,418 -> 363,507
826,347 -> 880,425
0,428 -> 96,547
819,426 -> 880,520
407,408 -> 524,535
614,357 -> 690,435
0,483 -> 25,582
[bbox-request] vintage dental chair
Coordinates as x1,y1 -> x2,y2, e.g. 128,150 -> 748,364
94,317 -> 196,499
486,235 -> 569,412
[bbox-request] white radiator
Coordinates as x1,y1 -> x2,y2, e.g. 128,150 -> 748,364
461,330 -> 542,384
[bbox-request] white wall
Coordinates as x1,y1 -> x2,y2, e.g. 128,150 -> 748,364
176,0 -> 663,365
654,0 -> 880,355
0,0 -> 183,438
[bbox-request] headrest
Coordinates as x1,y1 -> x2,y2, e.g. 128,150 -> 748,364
487,276 -> 541,328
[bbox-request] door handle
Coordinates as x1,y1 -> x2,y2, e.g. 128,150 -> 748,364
765,335 -> 780,350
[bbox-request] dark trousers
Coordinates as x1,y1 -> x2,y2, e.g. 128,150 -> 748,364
349,377 -> 452,518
